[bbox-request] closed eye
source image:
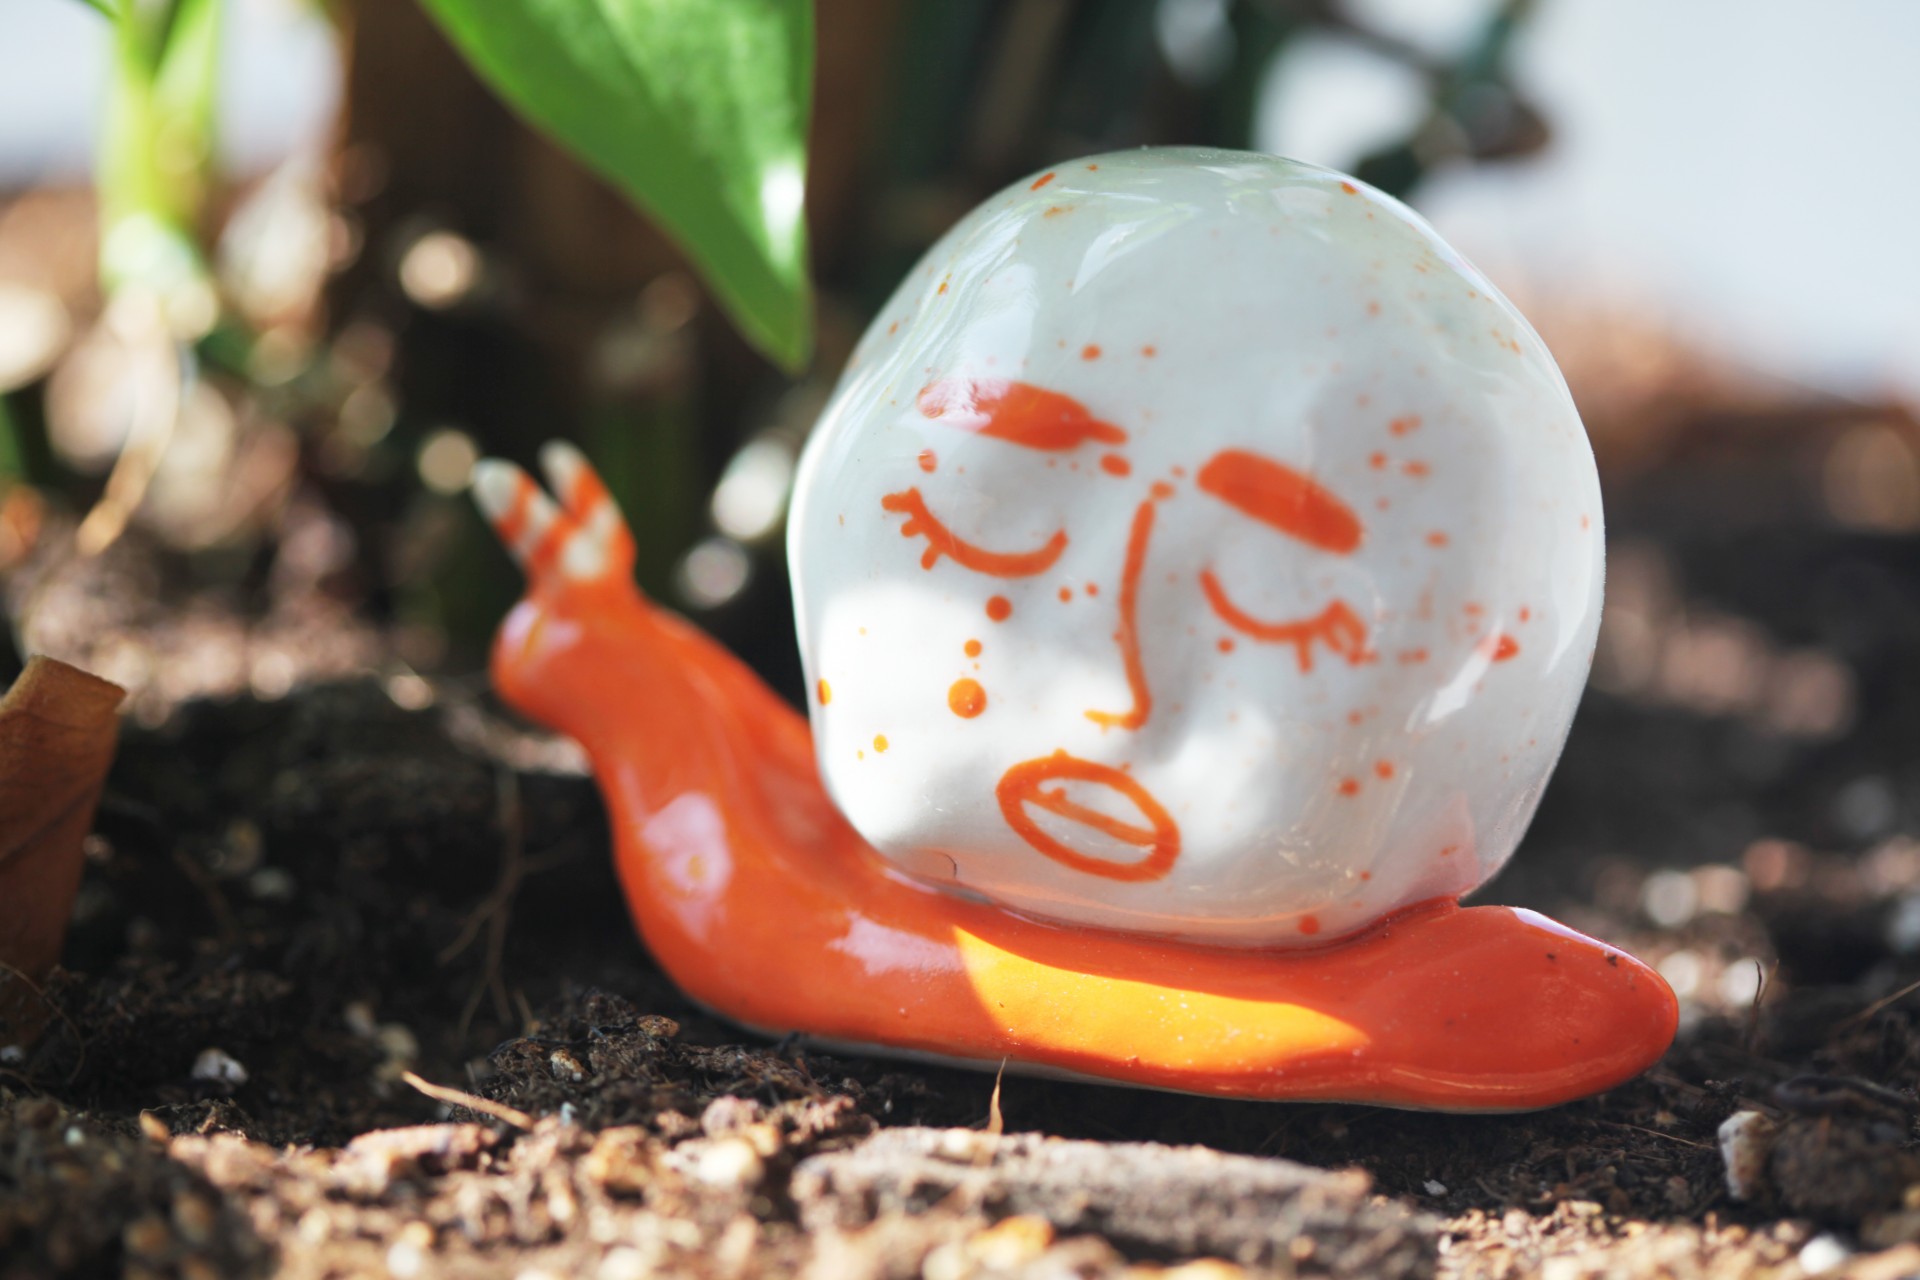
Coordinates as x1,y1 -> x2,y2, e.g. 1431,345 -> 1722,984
1199,569 -> 1370,672
881,488 -> 1068,577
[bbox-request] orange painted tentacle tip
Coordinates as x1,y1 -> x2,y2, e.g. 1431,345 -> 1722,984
471,446 -> 636,587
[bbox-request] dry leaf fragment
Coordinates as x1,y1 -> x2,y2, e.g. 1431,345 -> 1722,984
0,656 -> 125,1044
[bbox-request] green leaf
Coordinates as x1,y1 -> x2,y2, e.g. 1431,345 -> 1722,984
99,0 -> 223,331
418,0 -> 815,371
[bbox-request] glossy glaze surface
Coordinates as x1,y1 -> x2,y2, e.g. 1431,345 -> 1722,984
471,438 -> 1675,1111
789,149 -> 1604,945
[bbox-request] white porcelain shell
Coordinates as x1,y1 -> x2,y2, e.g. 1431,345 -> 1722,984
788,148 -> 1603,947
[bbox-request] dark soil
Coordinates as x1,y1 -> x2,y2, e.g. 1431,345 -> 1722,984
6,405 -> 1920,1278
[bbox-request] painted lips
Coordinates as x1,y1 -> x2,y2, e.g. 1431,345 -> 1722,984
996,751 -> 1180,882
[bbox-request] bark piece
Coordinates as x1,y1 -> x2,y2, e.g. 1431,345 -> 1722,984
790,1127 -> 1436,1278
0,656 -> 124,1043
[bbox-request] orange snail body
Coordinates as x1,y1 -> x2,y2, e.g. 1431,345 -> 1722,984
472,151 -> 1676,1110
472,442 -> 1674,1112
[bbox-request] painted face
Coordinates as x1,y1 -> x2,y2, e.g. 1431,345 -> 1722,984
788,149 -> 1603,946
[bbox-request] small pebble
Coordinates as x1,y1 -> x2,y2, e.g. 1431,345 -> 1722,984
1797,1234 -> 1850,1275
691,1138 -> 764,1189
969,1215 -> 1054,1268
191,1047 -> 249,1087
597,1247 -> 652,1280
1718,1109 -> 1778,1201
386,1240 -> 425,1278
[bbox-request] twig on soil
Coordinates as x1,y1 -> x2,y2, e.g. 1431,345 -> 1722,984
440,766 -> 525,1038
400,1070 -> 534,1129
169,846 -> 241,946
986,1058 -> 1006,1137
1598,1121 -> 1708,1149
1744,958 -> 1776,1053
1835,974 -> 1920,1033
0,958 -> 86,1085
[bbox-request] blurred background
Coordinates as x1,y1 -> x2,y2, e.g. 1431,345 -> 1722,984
2,0 -> 1920,1033
0,0 -> 1911,709
13,15 -> 1920,1247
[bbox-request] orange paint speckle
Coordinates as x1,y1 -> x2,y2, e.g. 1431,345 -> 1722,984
1426,531 -> 1449,547
1390,415 -> 1421,436
1337,778 -> 1360,797
1581,514 -> 1592,530
817,679 -> 832,705
887,320 -> 899,335
986,596 -> 1012,622
1374,760 -> 1395,780
1439,844 -> 1458,858
1403,460 -> 1431,478
948,678 -> 987,718
1058,586 -> 1073,602
964,639 -> 982,658
1150,481 -> 1176,501
1367,301 -> 1381,317
1081,344 -> 1102,361
1031,171 -> 1056,190
1491,635 -> 1520,662
1100,453 -> 1132,477
1359,871 -> 1373,881
1217,637 -> 1235,653
917,449 -> 937,473
1369,452 -> 1387,470
1397,649 -> 1429,665
1519,607 -> 1532,623
1339,181 -> 1358,195
873,734 -> 890,752
937,278 -> 949,295
1299,915 -> 1322,936
1043,205 -> 1067,218
1141,345 -> 1157,358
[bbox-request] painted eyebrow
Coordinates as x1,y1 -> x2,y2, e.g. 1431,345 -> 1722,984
918,379 -> 1128,451
1195,448 -> 1362,554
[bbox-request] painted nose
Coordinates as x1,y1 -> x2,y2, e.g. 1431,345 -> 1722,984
1082,493 -> 1161,731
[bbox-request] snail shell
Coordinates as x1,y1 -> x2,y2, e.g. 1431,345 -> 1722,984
789,148 -> 1601,946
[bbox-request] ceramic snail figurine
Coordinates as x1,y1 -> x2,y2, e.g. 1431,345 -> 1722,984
472,149 -> 1677,1111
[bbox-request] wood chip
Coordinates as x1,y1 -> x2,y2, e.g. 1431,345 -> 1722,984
791,1128 -> 1436,1277
0,657 -> 123,1043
